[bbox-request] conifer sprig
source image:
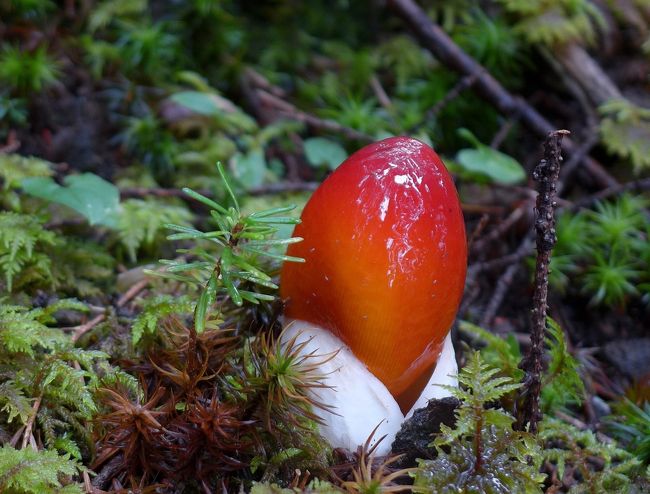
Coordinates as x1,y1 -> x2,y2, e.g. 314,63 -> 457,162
153,162 -> 303,332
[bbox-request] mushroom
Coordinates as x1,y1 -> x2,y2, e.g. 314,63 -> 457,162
280,136 -> 466,454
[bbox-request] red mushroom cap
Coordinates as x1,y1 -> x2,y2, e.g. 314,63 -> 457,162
280,137 -> 466,411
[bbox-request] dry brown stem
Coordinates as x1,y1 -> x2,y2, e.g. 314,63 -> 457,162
517,130 -> 569,433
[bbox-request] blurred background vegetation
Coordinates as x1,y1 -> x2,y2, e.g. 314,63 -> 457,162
1,0 -> 650,492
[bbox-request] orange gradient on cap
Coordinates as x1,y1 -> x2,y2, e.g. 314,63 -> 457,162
280,137 -> 466,412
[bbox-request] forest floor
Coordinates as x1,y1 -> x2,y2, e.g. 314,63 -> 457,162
1,1 -> 650,493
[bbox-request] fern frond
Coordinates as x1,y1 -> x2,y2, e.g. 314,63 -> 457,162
0,380 -> 32,424
599,99 -> 650,173
40,299 -> 89,321
117,197 -> 192,262
0,304 -> 66,356
48,239 -> 115,297
36,407 -> 70,453
52,434 -> 83,460
0,153 -> 52,191
417,352 -> 544,493
0,445 -> 83,494
0,212 -> 58,291
452,351 -> 522,405
497,0 -> 606,46
540,417 -> 643,490
541,319 -> 585,411
459,320 -> 523,380
95,361 -> 143,402
131,294 -> 194,345
36,348 -> 107,415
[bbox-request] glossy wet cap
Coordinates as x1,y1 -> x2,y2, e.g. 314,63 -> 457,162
280,136 -> 466,411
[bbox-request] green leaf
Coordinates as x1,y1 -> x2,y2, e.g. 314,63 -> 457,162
303,137 -> 347,170
456,128 -> 526,185
218,161 -> 239,211
21,174 -> 120,227
181,188 -> 228,215
170,90 -> 223,116
194,273 -> 218,333
233,149 -> 267,189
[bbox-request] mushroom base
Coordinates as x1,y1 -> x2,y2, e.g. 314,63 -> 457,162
281,320 -> 458,455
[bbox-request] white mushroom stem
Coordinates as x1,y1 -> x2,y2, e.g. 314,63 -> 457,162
281,320 -> 458,456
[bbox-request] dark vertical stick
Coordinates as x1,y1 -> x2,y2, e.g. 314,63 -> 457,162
518,130 -> 569,433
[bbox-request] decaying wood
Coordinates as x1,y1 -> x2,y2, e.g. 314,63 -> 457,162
555,44 -> 622,106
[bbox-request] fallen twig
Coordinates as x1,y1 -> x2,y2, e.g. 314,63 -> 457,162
116,278 -> 152,307
91,454 -> 124,489
468,248 -> 532,278
370,75 -> 393,110
255,88 -> 374,142
428,72 -> 479,117
21,395 -> 42,450
83,470 -> 93,494
490,113 -> 520,149
71,314 -> 106,343
466,214 -> 489,250
9,426 -> 25,448
574,177 -> 650,209
71,277 -> 151,343
554,410 -> 615,444
478,236 -> 534,329
517,130 -> 569,433
470,199 -> 532,254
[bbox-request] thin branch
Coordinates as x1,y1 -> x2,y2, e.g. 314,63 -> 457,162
116,278 -> 151,307
71,277 -> 151,343
91,454 -> 124,489
71,314 -> 106,343
254,88 -> 374,142
471,200 -> 532,254
466,214 -> 489,250
248,181 -> 320,195
468,248 -> 532,278
21,395 -> 42,450
83,470 -> 93,494
554,411 -> 615,444
574,177 -> 650,209
370,75 -> 393,110
9,426 -> 25,448
490,114 -> 520,149
478,236 -> 534,329
429,73 -> 479,117
517,130 -> 569,433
